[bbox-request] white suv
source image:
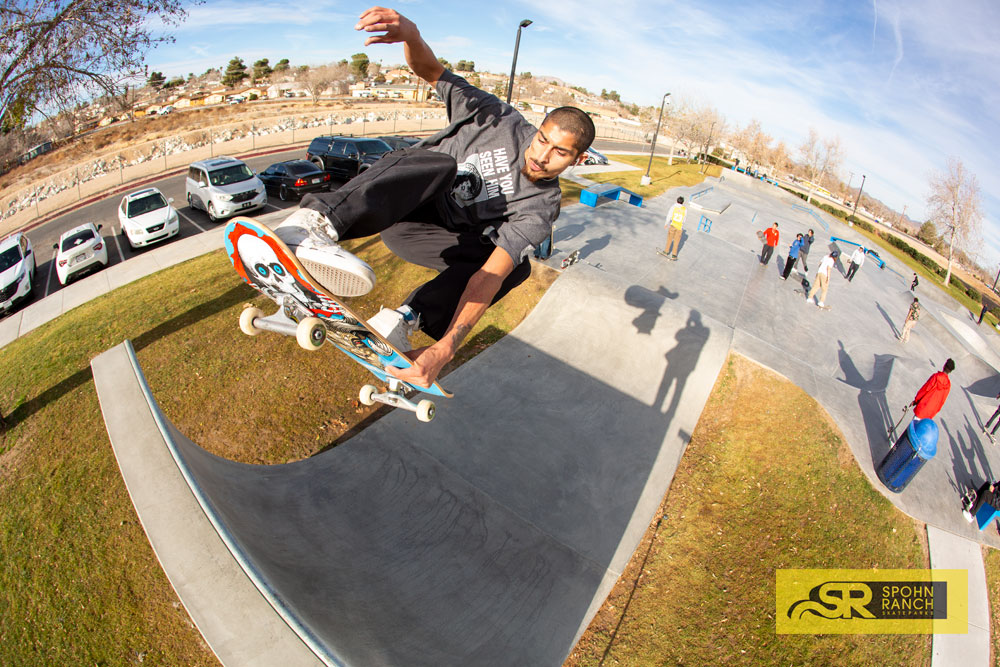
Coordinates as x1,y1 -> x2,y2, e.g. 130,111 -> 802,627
185,156 -> 266,222
0,232 -> 36,313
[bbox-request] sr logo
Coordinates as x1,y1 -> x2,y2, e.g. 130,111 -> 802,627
786,581 -> 876,620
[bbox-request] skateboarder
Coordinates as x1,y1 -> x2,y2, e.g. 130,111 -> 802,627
845,246 -> 865,281
911,273 -> 919,291
899,297 -> 920,342
781,233 -> 804,280
807,249 -> 839,307
962,479 -> 1000,523
909,359 -> 954,420
982,392 -> 1000,443
662,196 -> 686,260
272,6 -> 595,389
760,222 -> 779,265
796,229 -> 814,273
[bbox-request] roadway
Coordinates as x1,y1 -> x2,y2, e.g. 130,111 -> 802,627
2,138 -> 638,320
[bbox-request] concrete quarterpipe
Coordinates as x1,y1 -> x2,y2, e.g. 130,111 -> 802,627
92,267 -> 730,667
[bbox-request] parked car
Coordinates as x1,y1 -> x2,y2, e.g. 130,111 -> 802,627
306,136 -> 393,180
583,147 -> 609,166
378,135 -> 421,151
118,187 -> 180,249
0,232 -> 36,313
159,105 -> 175,115
258,160 -> 331,201
53,222 -> 107,285
185,156 -> 267,222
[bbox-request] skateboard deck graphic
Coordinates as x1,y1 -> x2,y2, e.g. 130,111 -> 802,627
224,217 -> 451,419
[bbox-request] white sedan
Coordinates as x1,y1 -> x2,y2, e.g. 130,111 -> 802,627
53,222 -> 108,285
118,187 -> 179,248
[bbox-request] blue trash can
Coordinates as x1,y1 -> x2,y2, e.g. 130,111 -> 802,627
877,418 -> 938,493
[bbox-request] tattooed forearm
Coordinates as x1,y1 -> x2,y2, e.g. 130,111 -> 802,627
448,323 -> 472,348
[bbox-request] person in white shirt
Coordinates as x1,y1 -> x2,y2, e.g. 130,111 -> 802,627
807,250 -> 839,307
845,246 -> 866,282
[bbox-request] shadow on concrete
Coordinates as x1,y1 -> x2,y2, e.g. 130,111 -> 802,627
554,223 -> 586,246
654,311 -> 710,417
579,233 -> 611,261
836,341 -> 897,465
940,411 -> 995,499
624,285 -> 679,335
876,302 -> 901,339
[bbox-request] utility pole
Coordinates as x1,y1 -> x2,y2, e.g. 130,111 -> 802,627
850,174 -> 866,226
505,20 -> 532,104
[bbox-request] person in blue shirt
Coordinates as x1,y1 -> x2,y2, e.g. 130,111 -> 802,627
782,233 -> 804,280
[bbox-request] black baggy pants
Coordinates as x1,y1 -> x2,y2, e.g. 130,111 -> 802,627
300,148 -> 531,341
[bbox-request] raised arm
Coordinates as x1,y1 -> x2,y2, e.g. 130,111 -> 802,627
356,6 -> 446,86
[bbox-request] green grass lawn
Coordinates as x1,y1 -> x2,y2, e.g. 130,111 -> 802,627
0,242 -> 556,666
566,355 -> 931,667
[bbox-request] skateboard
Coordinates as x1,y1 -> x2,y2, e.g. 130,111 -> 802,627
888,405 -> 910,441
224,217 -> 451,422
561,249 -> 581,268
656,249 -> 676,261
756,230 -> 765,244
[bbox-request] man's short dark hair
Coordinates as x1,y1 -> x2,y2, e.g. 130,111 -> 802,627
543,106 -> 595,155
943,358 -> 955,373
677,196 -> 684,204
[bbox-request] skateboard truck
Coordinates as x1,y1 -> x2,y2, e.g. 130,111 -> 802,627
240,306 -> 436,422
360,380 -> 436,422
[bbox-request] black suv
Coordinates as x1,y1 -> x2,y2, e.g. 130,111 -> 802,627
306,136 -> 393,180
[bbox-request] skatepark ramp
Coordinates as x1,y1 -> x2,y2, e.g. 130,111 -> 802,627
92,267 -> 730,667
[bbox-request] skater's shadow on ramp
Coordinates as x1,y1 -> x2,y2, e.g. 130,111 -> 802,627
940,410 -> 995,498
554,223 -> 585,245
579,233 -> 611,260
876,302 -> 901,339
836,341 -> 896,464
654,311 -> 710,416
625,285 -> 680,335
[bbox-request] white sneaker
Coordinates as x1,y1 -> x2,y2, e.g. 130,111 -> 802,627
368,305 -> 420,352
963,509 -> 975,523
817,301 -> 825,307
276,207 -> 340,245
275,209 -> 375,297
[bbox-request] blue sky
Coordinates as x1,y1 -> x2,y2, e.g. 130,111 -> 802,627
146,0 -> 999,265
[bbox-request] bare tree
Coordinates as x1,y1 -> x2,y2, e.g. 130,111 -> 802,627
798,127 -> 843,204
927,157 -> 983,286
1,0 -> 188,132
297,63 -> 352,104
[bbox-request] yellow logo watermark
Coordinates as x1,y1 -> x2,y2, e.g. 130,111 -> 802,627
776,569 -> 967,634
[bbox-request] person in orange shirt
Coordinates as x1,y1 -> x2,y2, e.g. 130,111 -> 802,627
760,222 -> 779,265
910,359 -> 954,420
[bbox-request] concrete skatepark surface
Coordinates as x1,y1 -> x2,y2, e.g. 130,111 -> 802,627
87,168 -> 997,665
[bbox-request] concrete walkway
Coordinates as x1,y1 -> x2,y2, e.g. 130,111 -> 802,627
9,165 -> 995,664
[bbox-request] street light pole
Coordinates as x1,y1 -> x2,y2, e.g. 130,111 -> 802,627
850,174 -> 866,225
641,92 -> 671,186
506,19 -> 532,104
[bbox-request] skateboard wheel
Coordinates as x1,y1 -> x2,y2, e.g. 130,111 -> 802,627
416,399 -> 436,423
239,307 -> 265,336
296,317 -> 326,351
359,384 -> 378,406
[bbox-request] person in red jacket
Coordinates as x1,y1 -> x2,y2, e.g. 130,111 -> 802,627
910,358 -> 955,419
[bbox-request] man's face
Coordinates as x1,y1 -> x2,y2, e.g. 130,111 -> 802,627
522,122 -> 584,182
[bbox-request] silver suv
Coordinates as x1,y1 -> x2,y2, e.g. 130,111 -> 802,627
185,156 -> 266,222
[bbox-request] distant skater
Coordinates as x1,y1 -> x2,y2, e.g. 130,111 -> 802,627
782,233 -> 804,280
911,273 -> 919,291
899,297 -> 920,342
661,196 -> 686,261
760,222 -> 779,265
845,246 -> 865,281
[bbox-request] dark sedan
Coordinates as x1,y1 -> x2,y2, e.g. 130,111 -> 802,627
258,160 -> 331,201
378,135 -> 421,151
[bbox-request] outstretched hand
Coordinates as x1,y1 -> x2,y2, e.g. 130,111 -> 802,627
356,6 -> 416,46
386,344 -> 451,389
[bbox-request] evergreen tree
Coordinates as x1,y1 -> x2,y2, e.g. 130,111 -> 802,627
253,59 -> 272,84
148,71 -> 166,89
274,58 -> 290,72
350,53 -> 370,79
222,57 -> 248,87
